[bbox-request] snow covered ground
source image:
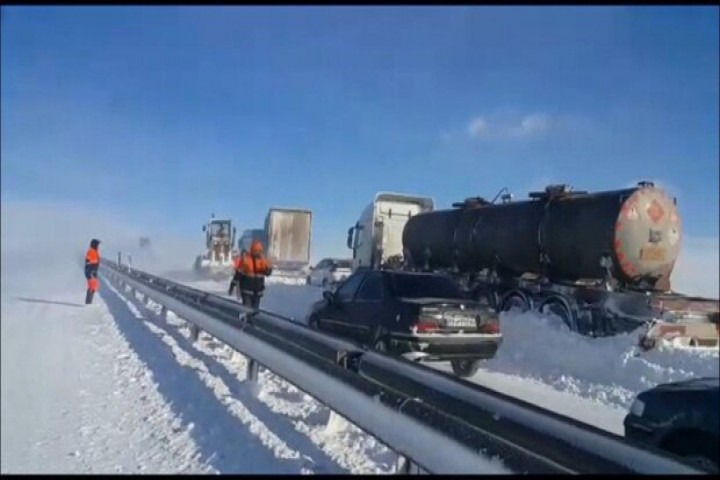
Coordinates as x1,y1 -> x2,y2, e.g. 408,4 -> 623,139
1,260 -> 210,473
0,257 -> 408,473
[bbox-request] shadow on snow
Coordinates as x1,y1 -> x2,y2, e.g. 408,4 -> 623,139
98,278 -> 346,474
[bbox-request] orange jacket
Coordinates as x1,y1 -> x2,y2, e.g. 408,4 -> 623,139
240,254 -> 271,277
233,255 -> 245,271
86,248 -> 99,265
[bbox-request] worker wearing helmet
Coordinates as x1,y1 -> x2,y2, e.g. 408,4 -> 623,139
228,249 -> 247,298
239,240 -> 272,309
85,238 -> 101,304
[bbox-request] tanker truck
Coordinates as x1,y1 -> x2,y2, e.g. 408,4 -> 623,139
398,181 -> 719,349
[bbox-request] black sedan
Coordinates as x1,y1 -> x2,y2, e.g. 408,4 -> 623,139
306,268 -> 502,377
624,377 -> 719,472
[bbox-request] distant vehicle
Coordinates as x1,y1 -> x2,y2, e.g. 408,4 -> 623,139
306,258 -> 352,288
347,192 -> 434,271
264,208 -> 313,284
306,268 -> 502,378
624,377 -> 719,472
193,214 -> 236,278
238,228 -> 267,253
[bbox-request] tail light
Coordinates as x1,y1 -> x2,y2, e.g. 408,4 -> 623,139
413,309 -> 442,333
480,319 -> 500,334
415,317 -> 440,333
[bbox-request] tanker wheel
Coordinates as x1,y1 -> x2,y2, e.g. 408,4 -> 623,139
501,294 -> 529,313
539,298 -> 577,333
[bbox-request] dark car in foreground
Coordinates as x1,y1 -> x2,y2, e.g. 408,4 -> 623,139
306,268 -> 502,377
624,377 -> 719,472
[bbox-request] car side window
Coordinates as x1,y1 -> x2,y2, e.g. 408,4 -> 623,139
335,273 -> 367,302
356,273 -> 383,301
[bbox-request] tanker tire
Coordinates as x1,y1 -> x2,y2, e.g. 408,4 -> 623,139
500,293 -> 530,313
450,359 -> 482,378
539,297 -> 578,333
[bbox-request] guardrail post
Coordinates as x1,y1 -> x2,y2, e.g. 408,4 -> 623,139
189,323 -> 200,342
246,358 -> 259,383
395,456 -> 419,474
160,306 -> 168,321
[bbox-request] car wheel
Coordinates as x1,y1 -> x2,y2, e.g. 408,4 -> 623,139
308,314 -> 320,330
450,359 -> 482,378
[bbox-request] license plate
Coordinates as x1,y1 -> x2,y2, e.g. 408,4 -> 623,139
444,315 -> 477,328
641,247 -> 666,261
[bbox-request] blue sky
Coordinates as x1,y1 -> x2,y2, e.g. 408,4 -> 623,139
2,6 -> 718,260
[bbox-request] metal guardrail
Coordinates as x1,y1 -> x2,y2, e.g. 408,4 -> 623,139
99,260 -> 706,475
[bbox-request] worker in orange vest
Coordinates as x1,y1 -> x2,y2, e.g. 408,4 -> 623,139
85,238 -> 101,304
228,249 -> 247,298
239,240 -> 272,309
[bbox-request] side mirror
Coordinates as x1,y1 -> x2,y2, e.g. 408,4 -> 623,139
323,290 -> 333,301
346,227 -> 354,249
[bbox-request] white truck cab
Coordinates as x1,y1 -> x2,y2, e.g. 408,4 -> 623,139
347,192 -> 434,271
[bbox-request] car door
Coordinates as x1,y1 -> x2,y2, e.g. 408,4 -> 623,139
318,271 -> 366,338
346,271 -> 386,345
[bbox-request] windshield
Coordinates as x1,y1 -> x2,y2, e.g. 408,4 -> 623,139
391,273 -> 466,299
209,221 -> 231,237
334,260 -> 352,269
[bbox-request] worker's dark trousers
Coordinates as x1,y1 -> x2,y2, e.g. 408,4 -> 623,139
228,272 -> 242,297
241,292 -> 262,310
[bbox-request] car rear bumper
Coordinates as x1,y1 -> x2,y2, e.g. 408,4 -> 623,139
391,333 -> 502,361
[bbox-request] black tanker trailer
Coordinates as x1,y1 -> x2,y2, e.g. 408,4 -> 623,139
400,182 -> 718,344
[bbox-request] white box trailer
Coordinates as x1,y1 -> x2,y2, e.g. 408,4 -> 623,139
264,208 -> 313,284
347,192 -> 434,271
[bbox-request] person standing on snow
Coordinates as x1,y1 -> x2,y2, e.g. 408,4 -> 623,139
228,249 -> 247,298
239,240 -> 272,309
85,238 -> 101,304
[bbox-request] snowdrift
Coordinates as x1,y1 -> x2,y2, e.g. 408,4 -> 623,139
485,310 -> 719,409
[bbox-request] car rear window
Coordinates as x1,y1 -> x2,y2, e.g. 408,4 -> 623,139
391,273 -> 466,299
